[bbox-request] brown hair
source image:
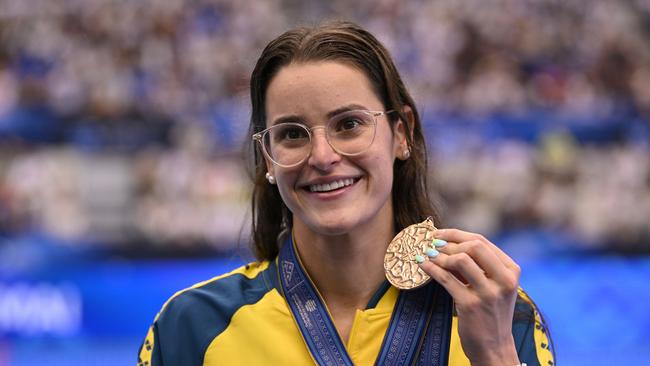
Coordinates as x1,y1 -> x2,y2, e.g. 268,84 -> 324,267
247,21 -> 440,260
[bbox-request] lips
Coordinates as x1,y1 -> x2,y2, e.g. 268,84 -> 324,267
308,178 -> 356,192
300,176 -> 362,194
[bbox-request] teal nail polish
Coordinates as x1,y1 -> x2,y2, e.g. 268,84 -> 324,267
425,248 -> 439,258
414,255 -> 425,264
433,239 -> 447,248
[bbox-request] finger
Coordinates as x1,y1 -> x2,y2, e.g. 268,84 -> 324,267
434,228 -> 519,270
429,251 -> 490,291
418,259 -> 469,300
435,239 -> 510,283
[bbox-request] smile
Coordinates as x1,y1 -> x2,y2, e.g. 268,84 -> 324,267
308,178 -> 357,193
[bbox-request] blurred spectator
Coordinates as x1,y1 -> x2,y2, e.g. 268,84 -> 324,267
0,0 -> 648,254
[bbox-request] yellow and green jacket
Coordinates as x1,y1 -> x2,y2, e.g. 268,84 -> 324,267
138,260 -> 554,366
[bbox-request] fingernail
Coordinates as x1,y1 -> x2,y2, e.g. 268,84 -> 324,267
425,247 -> 439,258
414,255 -> 425,264
433,239 -> 447,248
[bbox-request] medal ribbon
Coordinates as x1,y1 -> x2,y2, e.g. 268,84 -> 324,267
278,236 -> 452,366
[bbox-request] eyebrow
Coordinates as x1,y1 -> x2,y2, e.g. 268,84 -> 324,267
326,103 -> 369,119
270,103 -> 370,126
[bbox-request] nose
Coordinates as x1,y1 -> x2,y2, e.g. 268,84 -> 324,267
308,127 -> 341,171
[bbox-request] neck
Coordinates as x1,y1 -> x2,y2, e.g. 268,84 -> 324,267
292,217 -> 394,311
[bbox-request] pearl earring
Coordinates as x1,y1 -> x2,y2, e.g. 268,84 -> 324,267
265,172 -> 276,184
403,149 -> 410,159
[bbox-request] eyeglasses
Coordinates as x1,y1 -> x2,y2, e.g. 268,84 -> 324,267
253,110 -> 391,168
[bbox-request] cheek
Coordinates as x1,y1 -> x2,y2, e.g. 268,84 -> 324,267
358,154 -> 396,186
274,181 -> 295,212
274,170 -> 301,197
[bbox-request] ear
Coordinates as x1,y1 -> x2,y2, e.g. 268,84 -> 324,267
393,105 -> 415,160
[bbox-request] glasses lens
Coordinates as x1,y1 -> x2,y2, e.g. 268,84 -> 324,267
327,111 -> 376,155
264,123 -> 311,166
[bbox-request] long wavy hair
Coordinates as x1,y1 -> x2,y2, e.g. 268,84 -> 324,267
247,21 -> 440,261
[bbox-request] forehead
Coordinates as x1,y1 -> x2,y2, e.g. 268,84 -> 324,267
264,61 -> 382,122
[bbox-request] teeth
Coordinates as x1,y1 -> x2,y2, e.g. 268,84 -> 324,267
309,178 -> 355,192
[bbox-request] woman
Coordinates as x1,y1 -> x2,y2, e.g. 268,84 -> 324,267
138,21 -> 554,366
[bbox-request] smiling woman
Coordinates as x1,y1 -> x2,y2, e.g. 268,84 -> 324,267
138,21 -> 555,366
263,61 -> 404,239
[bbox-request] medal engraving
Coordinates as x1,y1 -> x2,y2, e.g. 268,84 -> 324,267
384,217 -> 437,290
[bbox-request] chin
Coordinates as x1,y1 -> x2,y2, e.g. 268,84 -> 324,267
302,213 -> 360,236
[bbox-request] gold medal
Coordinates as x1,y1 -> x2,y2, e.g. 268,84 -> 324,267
384,217 -> 437,290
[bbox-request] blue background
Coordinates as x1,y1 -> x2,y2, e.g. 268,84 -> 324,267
2,237 -> 649,365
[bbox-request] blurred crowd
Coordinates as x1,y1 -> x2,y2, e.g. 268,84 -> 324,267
0,0 -> 648,255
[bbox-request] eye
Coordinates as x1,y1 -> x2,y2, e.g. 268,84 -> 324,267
333,112 -> 371,132
340,118 -> 362,131
284,127 -> 306,139
272,124 -> 309,142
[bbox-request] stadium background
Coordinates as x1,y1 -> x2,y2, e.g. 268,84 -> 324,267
1,0 -> 649,364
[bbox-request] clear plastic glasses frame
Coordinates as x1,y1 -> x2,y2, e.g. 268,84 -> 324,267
253,110 -> 391,168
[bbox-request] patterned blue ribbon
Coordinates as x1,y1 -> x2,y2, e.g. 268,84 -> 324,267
278,236 -> 452,366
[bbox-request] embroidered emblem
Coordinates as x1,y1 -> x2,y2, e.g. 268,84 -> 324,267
282,260 -> 295,283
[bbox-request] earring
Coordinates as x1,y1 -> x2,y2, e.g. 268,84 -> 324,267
403,149 -> 410,159
265,172 -> 276,184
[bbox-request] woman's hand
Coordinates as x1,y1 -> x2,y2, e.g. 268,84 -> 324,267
417,228 -> 521,366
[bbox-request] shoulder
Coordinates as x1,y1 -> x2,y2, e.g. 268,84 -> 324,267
143,260 -> 280,365
153,260 -> 278,348
512,288 -> 555,366
156,260 -> 277,325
